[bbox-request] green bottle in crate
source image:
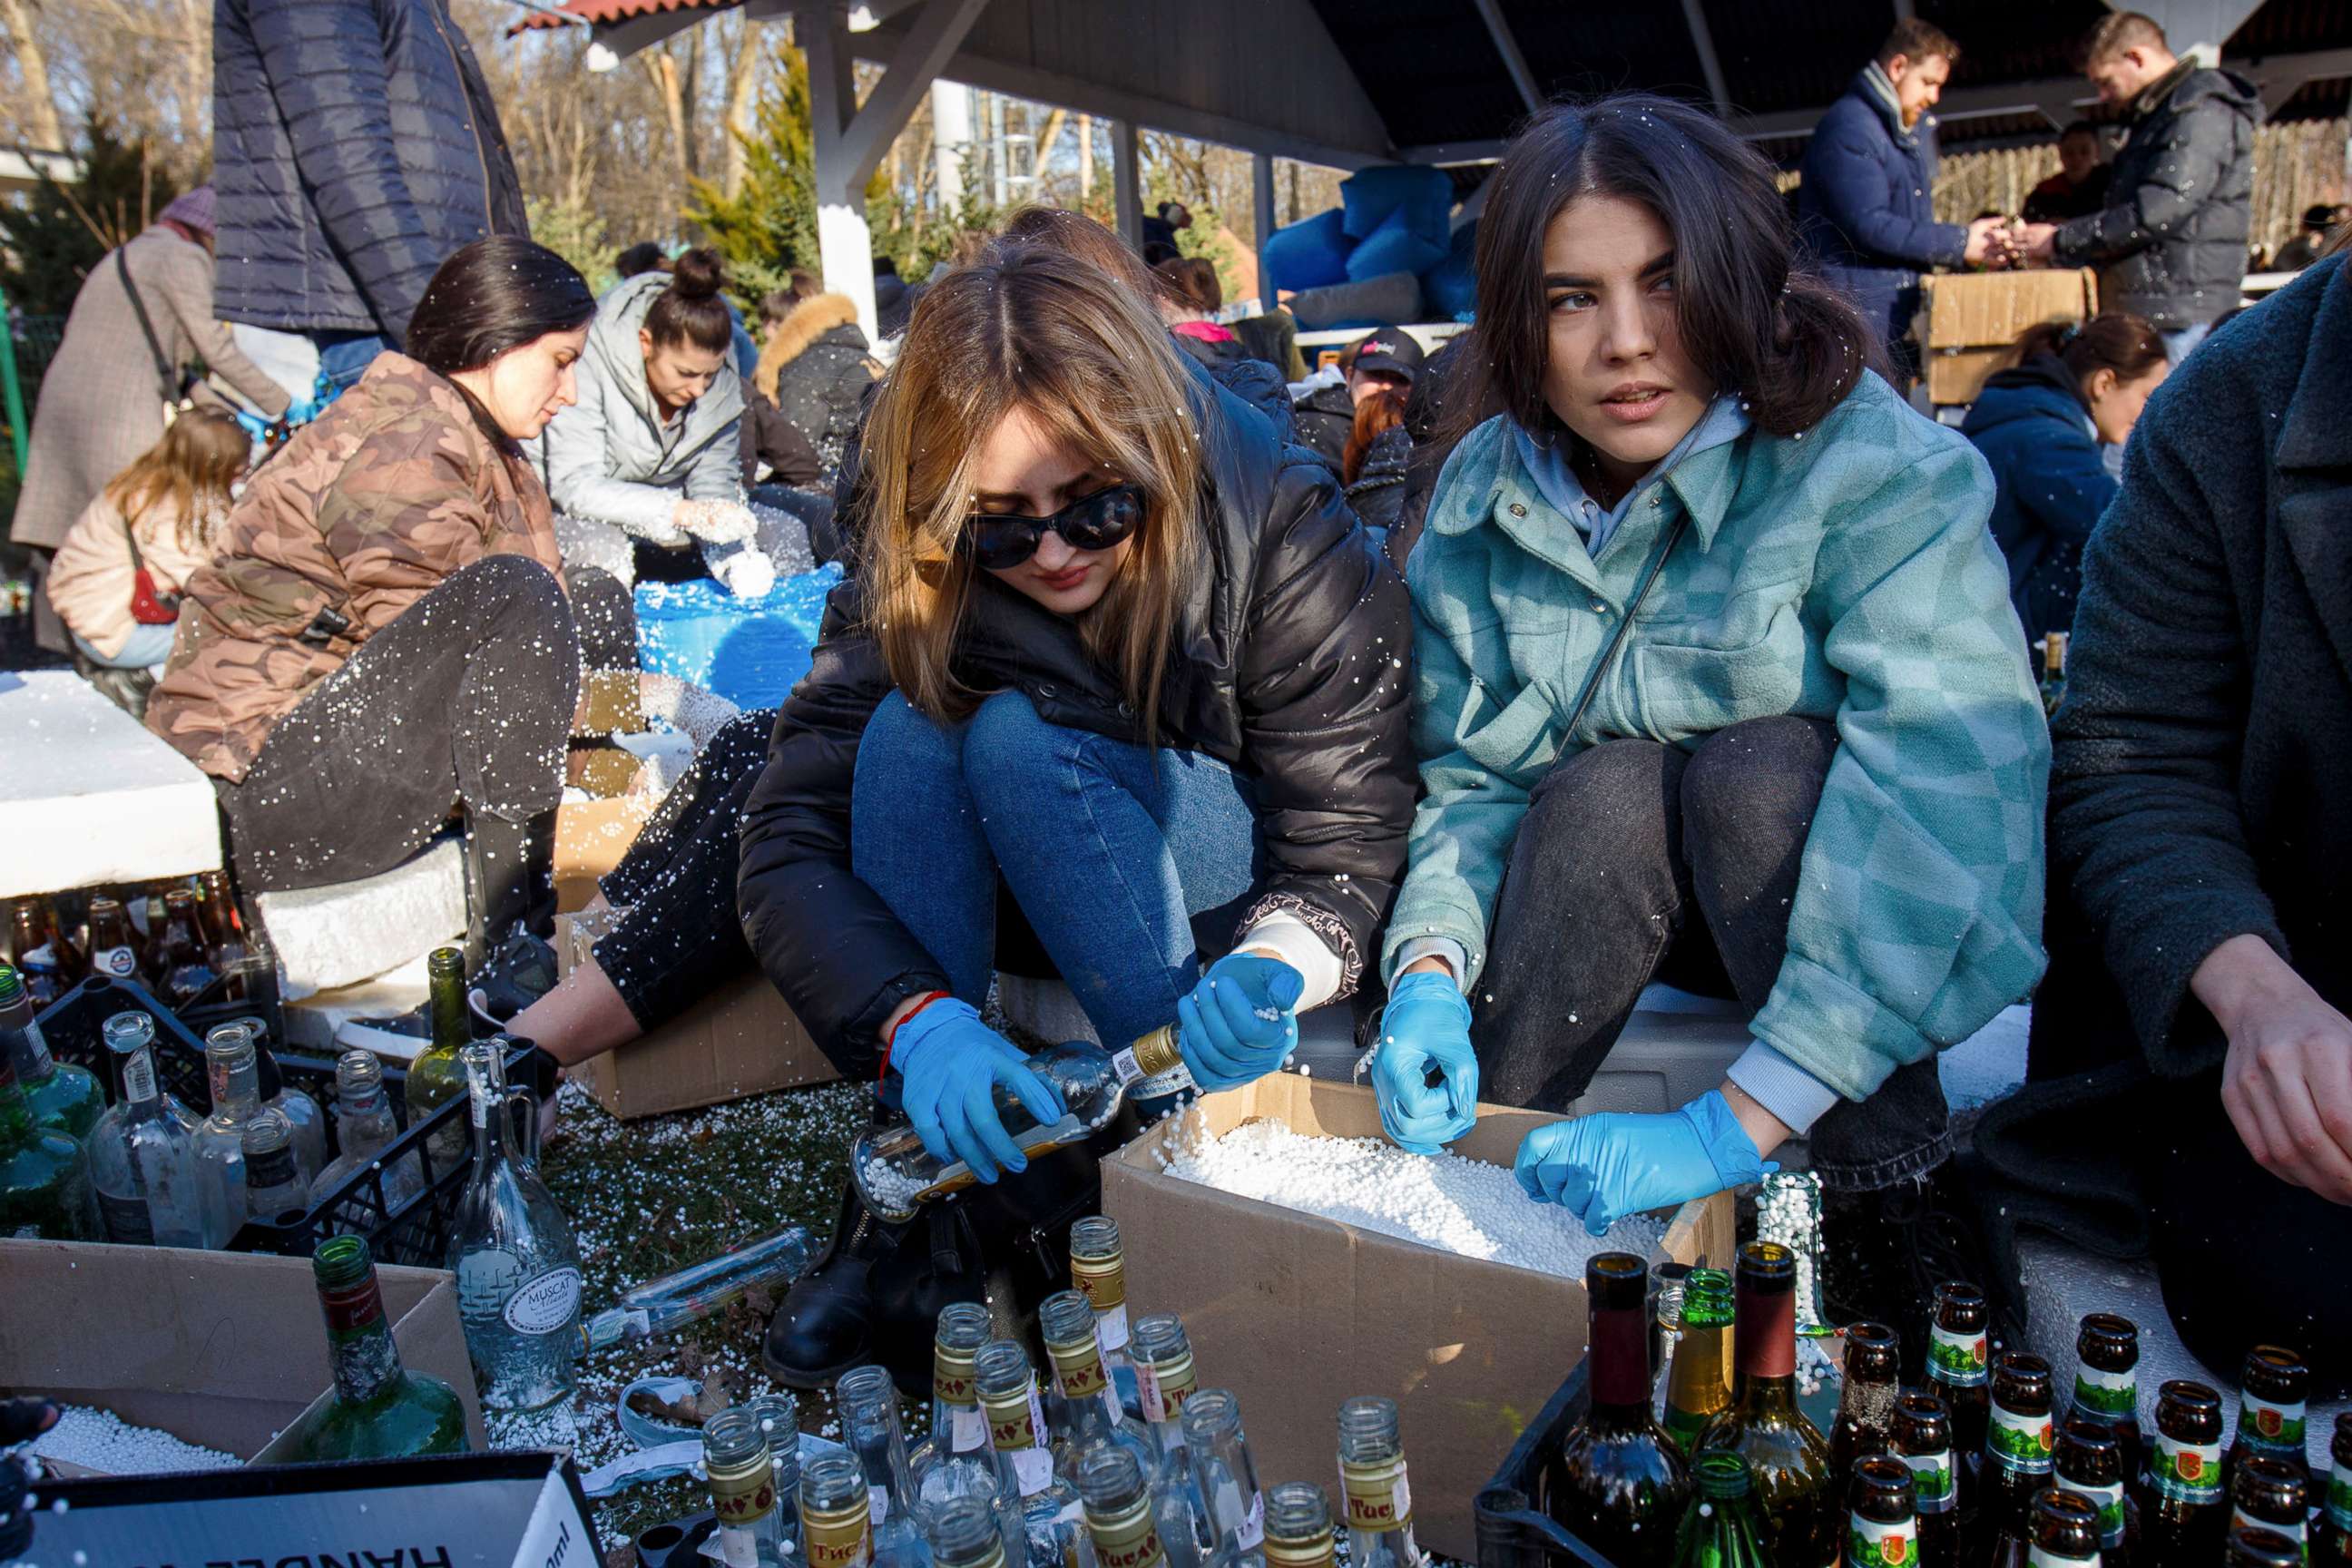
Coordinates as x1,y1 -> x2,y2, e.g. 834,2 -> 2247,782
0,962 -> 103,1139
0,1034 -> 92,1240
285,1234 -> 470,1460
1697,1242 -> 1837,1568
1671,1454 -> 1771,1568
402,947 -> 473,1171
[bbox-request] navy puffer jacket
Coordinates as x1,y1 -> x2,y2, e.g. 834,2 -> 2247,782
212,0 -> 529,339
1960,355 -> 2118,649
1797,72 -> 1967,357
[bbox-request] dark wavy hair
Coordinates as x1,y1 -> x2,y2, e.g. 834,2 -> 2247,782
405,237 -> 596,376
1448,93 -> 1882,446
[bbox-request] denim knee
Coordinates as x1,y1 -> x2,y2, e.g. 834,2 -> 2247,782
959,690 -> 1098,802
1680,715 -> 1837,847
853,691 -> 966,802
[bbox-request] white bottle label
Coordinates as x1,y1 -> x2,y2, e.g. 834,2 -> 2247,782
1236,1491 -> 1265,1552
869,1485 -> 889,1527
503,1266 -> 583,1335
720,1524 -> 760,1568
123,1048 -> 158,1105
1136,1362 -> 1163,1421
93,945 -> 137,978
2071,1363 -> 2137,1420
1013,1446 -> 1054,1495
1112,1047 -> 1144,1086
1096,1302 -> 1131,1352
950,1406 -> 987,1452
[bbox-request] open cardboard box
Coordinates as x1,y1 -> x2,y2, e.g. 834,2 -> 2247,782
1916,268 -> 2099,351
0,1239 -> 485,1467
1104,1075 -> 1737,1563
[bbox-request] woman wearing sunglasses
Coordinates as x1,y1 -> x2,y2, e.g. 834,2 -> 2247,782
737,240 -> 1415,1387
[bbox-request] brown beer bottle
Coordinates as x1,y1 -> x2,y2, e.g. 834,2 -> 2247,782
1980,1353 -> 2057,1568
2230,1455 -> 2309,1558
2054,1416 -> 2136,1568
8,902 -> 74,1006
2228,1527 -> 2304,1568
1698,1242 -> 1837,1568
2224,1348 -> 2310,1499
2024,1488 -> 2101,1568
1547,1253 -> 1690,1568
1926,1281 -> 1993,1520
1831,1324 -> 1903,1518
85,897 -> 139,981
1847,1456 -> 1919,1568
2314,1412 -> 2352,1566
1893,1394 -> 1962,1568
2066,1313 -> 2141,1487
194,871 -> 250,995
2141,1380 -> 2226,1568
144,891 -> 217,1005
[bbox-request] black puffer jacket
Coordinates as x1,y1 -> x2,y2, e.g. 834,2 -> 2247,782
739,375 -> 1416,1074
757,294 -> 877,485
1345,425 -> 1412,533
2053,63 -> 2259,329
212,0 -> 527,338
1293,379 -> 1355,471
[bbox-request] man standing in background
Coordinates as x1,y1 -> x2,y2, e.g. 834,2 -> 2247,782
2023,122 -> 2112,223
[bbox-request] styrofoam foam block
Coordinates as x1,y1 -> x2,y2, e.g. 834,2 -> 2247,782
2019,1233 -> 2343,1472
256,834 -> 466,998
0,670 -> 222,897
279,948 -> 440,1053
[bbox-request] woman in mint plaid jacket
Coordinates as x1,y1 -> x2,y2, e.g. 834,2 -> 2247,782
1373,95 -> 2049,1333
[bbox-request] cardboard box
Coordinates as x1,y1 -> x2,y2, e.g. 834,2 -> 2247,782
554,911 -> 841,1120
554,795 -> 656,914
0,1238 -> 485,1463
1916,267 -> 2099,351
1923,346 -> 2014,407
1104,1077 -> 1737,1562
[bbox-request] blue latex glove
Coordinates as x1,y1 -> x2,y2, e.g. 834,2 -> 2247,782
1371,969 -> 1479,1154
1176,953 -> 1303,1091
890,999 -> 1065,1184
1514,1090 -> 1779,1235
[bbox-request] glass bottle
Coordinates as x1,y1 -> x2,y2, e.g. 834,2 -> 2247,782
2232,1528 -> 2306,1568
283,1235 -> 470,1458
838,1363 -> 926,1559
577,1224 -> 816,1357
2027,1488 -> 2101,1568
447,1040 -> 583,1449
913,1308 -> 1024,1550
1181,1389 -> 1264,1568
1078,1446 -> 1173,1568
2141,1380 -> 2227,1568
1336,1396 -> 1419,1568
1262,1483 -> 1336,1568
1549,1252 -> 1691,1568
1671,1452 -> 1771,1568
2067,1313 -> 2141,1487
852,1028 -> 1190,1220
1132,1313 -> 1213,1566
1662,1267 -> 1735,1454
2040,632 -> 2070,719
309,1049 -> 426,1216
804,1453 -> 880,1568
1924,1281 -> 1991,1519
0,963 -> 102,1138
926,1497 -> 1013,1568
2230,1455 -> 2308,1557
239,1105 -> 309,1223
975,1339 -> 1083,1568
195,870 -> 250,987
752,1392 -> 807,1563
0,1041 -> 91,1240
708,1406 -> 792,1568
84,897 -> 139,980
2315,1413 -> 2352,1567
2225,1348 -> 2310,1497
1892,1394 -> 1961,1568
1072,1216 -> 1140,1417
1983,1353 -> 2058,1568
192,1023 -> 262,1236
1039,1288 -> 1157,1485
1829,1322 -> 1902,1517
1697,1242 -> 1835,1568
87,1013 -> 207,1247
2055,1417 -> 2136,1568
242,1024 -> 327,1184
143,890 -> 218,1005
1846,1455 -> 1918,1568
9,901 -> 78,1005
404,946 -> 474,1171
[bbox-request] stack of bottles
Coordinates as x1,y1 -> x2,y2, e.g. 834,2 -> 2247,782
700,1215 -> 1432,1568
5,876 -> 253,1009
1543,1242 -> 2351,1568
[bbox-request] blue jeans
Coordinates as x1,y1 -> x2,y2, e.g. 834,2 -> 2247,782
74,622 -> 176,669
313,331 -> 392,400
851,691 -> 1262,1047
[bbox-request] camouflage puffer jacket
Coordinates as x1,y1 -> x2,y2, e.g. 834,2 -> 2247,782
147,353 -> 563,781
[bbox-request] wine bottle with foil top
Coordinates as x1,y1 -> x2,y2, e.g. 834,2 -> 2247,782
1261,1483 -> 1335,1568
284,1235 -> 469,1459
0,963 -> 102,1138
2054,1416 -> 2137,1568
1337,1396 -> 1419,1568
1548,1252 -> 1691,1568
2026,1488 -> 2101,1568
1072,1216 -> 1139,1416
1846,1455 -> 1918,1568
975,1338 -> 1085,1568
1891,1394 -> 1960,1568
2226,1348 -> 2310,1496
1830,1323 -> 1903,1519
1982,1353 -> 2058,1568
1662,1267 -> 1735,1454
802,1453 -> 879,1568
1924,1281 -> 1992,1515
2230,1455 -> 2309,1559
1698,1241 -> 1836,1568
2142,1379 -> 2227,1568
2067,1314 -> 2141,1485
1079,1446 -> 1171,1568
2315,1413 -> 2352,1567
707,1406 -> 792,1568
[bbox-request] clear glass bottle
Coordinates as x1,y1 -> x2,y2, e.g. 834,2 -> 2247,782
240,1106 -> 309,1223
852,1029 -> 1190,1220
193,1023 -> 262,1236
447,1040 -> 583,1449
1336,1396 -> 1419,1568
804,1451 -> 885,1568
309,1049 -> 426,1217
913,1306 -> 1025,1553
404,946 -> 474,1172
1132,1313 -> 1213,1564
975,1338 -> 1085,1568
926,1496 -> 1014,1568
838,1363 -> 928,1559
0,1038 -> 91,1240
283,1235 -> 470,1459
1040,1288 -> 1158,1486
241,1021 -> 326,1183
750,1392 -> 806,1562
576,1225 -> 814,1357
0,962 -> 103,1139
1661,1267 -> 1735,1454
1079,1446 -> 1175,1568
1261,1484 -> 1335,1568
87,1013 -> 207,1248
1181,1388 -> 1263,1568
708,1406 -> 793,1568
1072,1217 -> 1139,1417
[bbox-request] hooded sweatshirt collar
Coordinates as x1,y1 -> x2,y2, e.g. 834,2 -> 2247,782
1509,394 -> 1752,559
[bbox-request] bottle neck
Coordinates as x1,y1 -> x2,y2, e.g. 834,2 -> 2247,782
318,1268 -> 405,1404
470,1074 -> 510,1166
0,1056 -> 32,1142
1732,1286 -> 1798,1410
6,1013 -> 55,1076
1587,1298 -> 1653,1421
210,1058 -> 260,1116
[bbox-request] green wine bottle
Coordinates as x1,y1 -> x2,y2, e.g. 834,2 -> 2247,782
0,1034 -> 92,1240
401,947 -> 472,1171
0,963 -> 103,1139
1671,1453 -> 1773,1568
284,1235 -> 471,1459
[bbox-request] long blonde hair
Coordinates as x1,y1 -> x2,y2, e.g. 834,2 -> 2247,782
857,241 -> 1205,743
102,407 -> 247,554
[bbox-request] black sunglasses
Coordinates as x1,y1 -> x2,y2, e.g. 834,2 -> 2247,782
965,484 -> 1144,570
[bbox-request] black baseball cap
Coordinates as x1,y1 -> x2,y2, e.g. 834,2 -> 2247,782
1348,327 -> 1425,384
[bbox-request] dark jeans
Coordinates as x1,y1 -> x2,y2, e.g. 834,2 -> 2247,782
217,556 -> 577,944
1475,714 -> 1951,1192
591,709 -> 776,1027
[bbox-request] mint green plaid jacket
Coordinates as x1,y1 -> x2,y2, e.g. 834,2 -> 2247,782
1382,371 -> 2049,1102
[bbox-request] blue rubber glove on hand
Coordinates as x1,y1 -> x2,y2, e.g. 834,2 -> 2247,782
1514,1090 -> 1779,1236
1372,969 -> 1480,1154
890,998 -> 1065,1184
1177,952 -> 1304,1092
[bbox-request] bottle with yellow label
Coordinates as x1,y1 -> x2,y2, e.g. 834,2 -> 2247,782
1132,1314 -> 1214,1565
1337,1396 -> 1419,1568
976,1338 -> 1085,1568
914,1303 -> 1007,1525
1072,1218 -> 1140,1418
803,1454 -> 878,1568
705,1406 -> 790,1568
1080,1447 -> 1172,1568
1041,1290 -> 1160,1495
1262,1484 -> 1335,1568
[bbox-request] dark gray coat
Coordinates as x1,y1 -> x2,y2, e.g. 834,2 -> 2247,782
2053,63 -> 2259,329
211,0 -> 529,338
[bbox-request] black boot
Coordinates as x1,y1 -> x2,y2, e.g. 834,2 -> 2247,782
462,809 -> 558,968
762,1176 -> 912,1388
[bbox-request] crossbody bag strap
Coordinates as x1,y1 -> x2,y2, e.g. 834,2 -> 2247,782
113,248 -> 181,401
1556,507 -> 1694,740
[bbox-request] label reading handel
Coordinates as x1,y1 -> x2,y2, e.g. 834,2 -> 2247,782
1987,1404 -> 2055,1473
1848,1514 -> 1916,1568
1902,1451 -> 1957,1513
2071,1479 -> 2127,1547
2073,1363 -> 2138,1420
2151,1430 -> 2224,1503
1928,1323 -> 1989,1387
2241,1396 -> 2308,1451
1340,1459 -> 1412,1534
502,1266 -> 584,1336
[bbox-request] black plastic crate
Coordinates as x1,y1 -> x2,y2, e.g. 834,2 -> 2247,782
34,973 -> 552,1268
1475,1361 -> 1621,1568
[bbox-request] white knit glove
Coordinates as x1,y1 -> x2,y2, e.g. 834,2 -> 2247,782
671,497 -> 760,544
706,541 -> 777,600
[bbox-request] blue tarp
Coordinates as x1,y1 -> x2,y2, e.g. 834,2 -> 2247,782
635,564 -> 841,711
